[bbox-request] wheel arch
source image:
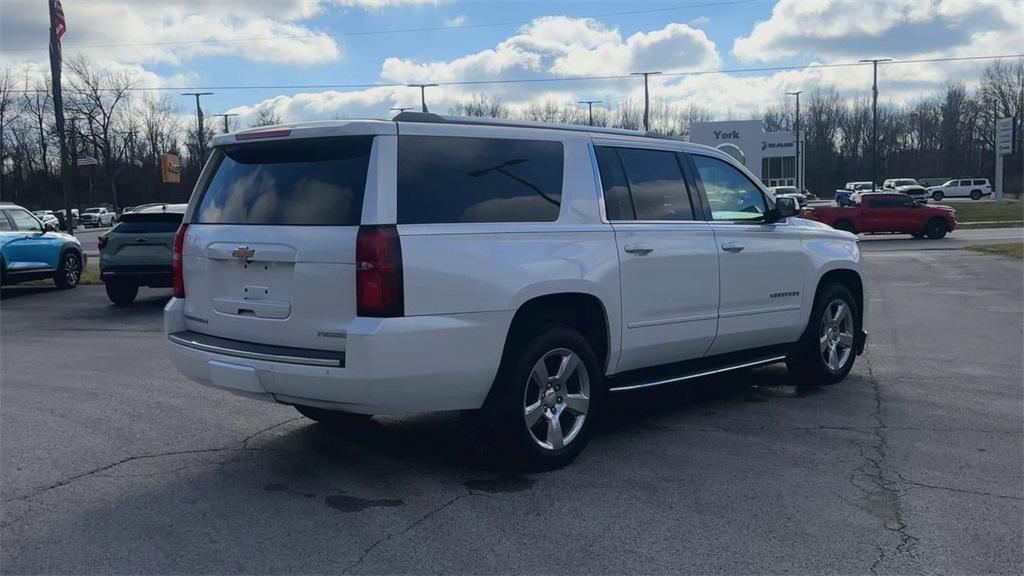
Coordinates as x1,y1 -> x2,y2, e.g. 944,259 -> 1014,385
815,268 -> 864,328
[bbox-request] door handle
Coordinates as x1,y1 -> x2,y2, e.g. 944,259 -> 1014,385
721,242 -> 745,254
624,244 -> 654,256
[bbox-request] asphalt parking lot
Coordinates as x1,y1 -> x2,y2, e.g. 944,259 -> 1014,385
2,241 -> 1022,574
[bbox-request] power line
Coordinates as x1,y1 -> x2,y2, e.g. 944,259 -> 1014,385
7,53 -> 1023,94
0,0 -> 765,53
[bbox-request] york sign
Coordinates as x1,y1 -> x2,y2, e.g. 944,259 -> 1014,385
714,130 -> 741,140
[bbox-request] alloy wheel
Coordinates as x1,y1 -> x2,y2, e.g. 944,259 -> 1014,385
819,299 -> 854,373
523,348 -> 590,450
64,254 -> 81,286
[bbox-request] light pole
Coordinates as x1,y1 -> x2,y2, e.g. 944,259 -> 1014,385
577,100 -> 602,126
182,92 -> 214,161
786,90 -> 802,191
859,58 -> 891,191
407,84 -> 438,113
631,71 -> 662,131
210,112 -> 238,133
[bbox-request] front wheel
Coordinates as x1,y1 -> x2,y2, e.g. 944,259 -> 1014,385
53,251 -> 82,289
931,191 -> 944,201
970,190 -> 982,200
105,282 -> 139,305
925,218 -> 948,239
788,284 -> 859,389
486,325 -> 603,471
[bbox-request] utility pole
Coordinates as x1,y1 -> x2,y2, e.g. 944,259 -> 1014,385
182,92 -> 213,162
859,58 -> 891,192
210,112 -> 238,134
786,91 -> 802,191
48,0 -> 75,234
578,100 -> 602,126
631,72 -> 662,131
407,84 -> 437,113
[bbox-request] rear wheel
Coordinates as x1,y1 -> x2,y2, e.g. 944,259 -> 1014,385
833,219 -> 856,234
788,283 -> 859,389
925,218 -> 948,239
485,325 -> 603,471
53,251 -> 81,289
295,405 -> 373,429
931,191 -> 944,201
105,281 -> 139,306
970,190 -> 982,200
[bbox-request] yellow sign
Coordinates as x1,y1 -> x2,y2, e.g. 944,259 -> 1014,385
161,153 -> 182,184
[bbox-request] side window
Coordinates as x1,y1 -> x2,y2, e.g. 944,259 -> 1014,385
0,212 -> 12,231
974,179 -> 987,186
615,147 -> 693,221
397,135 -> 563,224
594,146 -> 635,220
691,154 -> 768,221
8,209 -> 42,232
898,196 -> 915,208
959,180 -> 971,187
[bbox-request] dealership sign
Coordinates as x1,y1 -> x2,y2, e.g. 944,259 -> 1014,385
996,117 -> 1015,155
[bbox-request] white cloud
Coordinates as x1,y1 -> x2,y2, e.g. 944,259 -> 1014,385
445,15 -> 467,27
733,0 -> 1023,62
331,0 -> 449,7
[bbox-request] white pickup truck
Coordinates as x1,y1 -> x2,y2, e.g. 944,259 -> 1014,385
165,114 -> 868,469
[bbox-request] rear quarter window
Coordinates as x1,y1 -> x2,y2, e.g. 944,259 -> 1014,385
112,214 -> 183,234
194,136 -> 374,226
397,135 -> 563,224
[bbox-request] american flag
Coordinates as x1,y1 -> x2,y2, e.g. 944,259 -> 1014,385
53,1 -> 67,41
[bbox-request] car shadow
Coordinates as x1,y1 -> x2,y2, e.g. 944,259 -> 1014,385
0,285 -> 60,300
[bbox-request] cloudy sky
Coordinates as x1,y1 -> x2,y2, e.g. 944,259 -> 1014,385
1,0 -> 1021,127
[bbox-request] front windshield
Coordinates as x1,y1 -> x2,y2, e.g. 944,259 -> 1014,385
84,208 -> 101,214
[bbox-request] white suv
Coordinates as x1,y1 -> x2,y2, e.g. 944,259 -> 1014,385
927,178 -> 992,201
165,114 -> 868,469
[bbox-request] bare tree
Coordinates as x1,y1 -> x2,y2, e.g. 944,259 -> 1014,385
251,108 -> 283,127
0,68 -> 15,197
449,93 -> 511,118
64,55 -> 137,210
139,93 -> 181,169
20,75 -> 53,175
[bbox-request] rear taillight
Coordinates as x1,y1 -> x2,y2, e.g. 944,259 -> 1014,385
97,235 -> 107,250
172,224 -> 188,298
356,225 -> 403,317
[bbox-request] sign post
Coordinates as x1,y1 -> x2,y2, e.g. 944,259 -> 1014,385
995,117 -> 1015,204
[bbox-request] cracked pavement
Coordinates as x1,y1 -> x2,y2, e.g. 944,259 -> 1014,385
2,247 -> 1021,574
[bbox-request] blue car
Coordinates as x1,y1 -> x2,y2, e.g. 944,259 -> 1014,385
0,202 -> 85,289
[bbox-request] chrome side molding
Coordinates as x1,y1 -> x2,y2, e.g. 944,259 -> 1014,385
608,355 -> 787,392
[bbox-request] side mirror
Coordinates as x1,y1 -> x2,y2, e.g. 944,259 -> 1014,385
769,196 -> 799,222
44,222 -> 58,232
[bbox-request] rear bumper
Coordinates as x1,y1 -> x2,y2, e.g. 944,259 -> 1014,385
101,265 -> 172,287
163,298 -> 512,415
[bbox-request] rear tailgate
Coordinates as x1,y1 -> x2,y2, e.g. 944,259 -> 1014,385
181,131 -> 386,352
103,213 -> 181,269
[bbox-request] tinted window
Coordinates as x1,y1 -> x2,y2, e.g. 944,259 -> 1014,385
112,214 -> 184,234
615,148 -> 693,221
974,179 -> 987,186
692,154 -> 767,221
195,136 -> 373,226
595,146 -> 634,220
959,180 -> 972,187
0,212 -> 12,231
398,135 -> 562,224
8,209 -> 42,232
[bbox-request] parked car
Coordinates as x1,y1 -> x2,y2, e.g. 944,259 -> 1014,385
99,203 -> 187,305
32,211 -> 61,230
881,178 -> 928,203
80,206 -> 116,227
927,178 -> 993,201
802,193 -> 956,239
767,186 -> 809,207
165,114 -> 868,469
0,202 -> 85,288
835,181 -> 875,207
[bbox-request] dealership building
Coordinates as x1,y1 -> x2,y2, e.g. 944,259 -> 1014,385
688,120 -> 803,188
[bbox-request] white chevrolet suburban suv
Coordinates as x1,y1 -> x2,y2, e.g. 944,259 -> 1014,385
165,113 -> 867,469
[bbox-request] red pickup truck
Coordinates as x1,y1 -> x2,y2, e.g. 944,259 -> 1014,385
802,193 -> 957,239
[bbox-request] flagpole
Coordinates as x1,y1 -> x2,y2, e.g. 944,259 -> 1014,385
48,0 -> 75,235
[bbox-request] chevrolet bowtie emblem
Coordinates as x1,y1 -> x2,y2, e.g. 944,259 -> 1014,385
231,246 -> 255,263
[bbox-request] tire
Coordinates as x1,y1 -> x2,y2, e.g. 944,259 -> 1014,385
0,256 -> 7,287
787,283 -> 860,389
295,405 -> 374,429
485,324 -> 603,471
924,218 -> 948,239
970,190 -> 982,200
833,219 -> 856,234
931,191 -> 944,201
105,281 -> 139,306
53,250 -> 82,289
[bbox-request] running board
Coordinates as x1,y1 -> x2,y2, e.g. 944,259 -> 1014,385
607,355 -> 787,392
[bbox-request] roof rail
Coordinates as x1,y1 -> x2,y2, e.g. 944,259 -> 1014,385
391,111 -> 679,141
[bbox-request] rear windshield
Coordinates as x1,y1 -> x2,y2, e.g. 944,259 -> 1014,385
112,213 -> 183,234
194,136 -> 374,226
